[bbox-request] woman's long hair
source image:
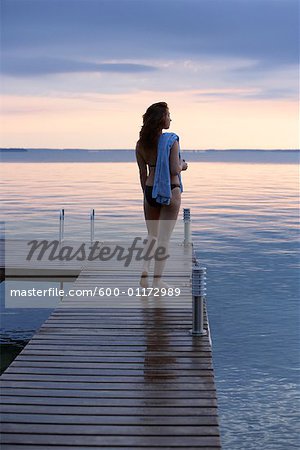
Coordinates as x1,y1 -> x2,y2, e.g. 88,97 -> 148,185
139,102 -> 168,152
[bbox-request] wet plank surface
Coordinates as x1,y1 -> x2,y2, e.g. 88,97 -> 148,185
1,241 -> 222,449
1,308 -> 221,449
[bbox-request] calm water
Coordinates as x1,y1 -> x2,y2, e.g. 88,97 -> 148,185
1,158 -> 299,449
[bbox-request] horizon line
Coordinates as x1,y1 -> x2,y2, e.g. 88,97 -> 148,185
1,148 -> 299,152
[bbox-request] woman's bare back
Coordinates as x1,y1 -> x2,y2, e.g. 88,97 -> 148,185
136,141 -> 180,186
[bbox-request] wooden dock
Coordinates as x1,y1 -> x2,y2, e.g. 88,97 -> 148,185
0,233 -> 222,449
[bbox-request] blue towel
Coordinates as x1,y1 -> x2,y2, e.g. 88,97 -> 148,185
152,132 -> 183,205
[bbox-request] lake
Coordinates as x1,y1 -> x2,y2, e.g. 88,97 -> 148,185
1,150 -> 299,449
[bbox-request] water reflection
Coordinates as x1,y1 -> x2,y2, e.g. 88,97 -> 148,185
142,308 -> 178,383
1,162 -> 298,240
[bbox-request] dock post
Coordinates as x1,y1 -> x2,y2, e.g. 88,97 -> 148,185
59,208 -> 64,243
190,264 -> 207,336
183,208 -> 191,246
90,208 -> 95,243
0,221 -> 5,282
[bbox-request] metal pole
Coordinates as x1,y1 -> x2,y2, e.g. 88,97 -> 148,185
190,264 -> 207,336
90,208 -> 95,243
183,208 -> 191,246
0,221 -> 5,282
60,280 -> 64,301
59,208 -> 64,243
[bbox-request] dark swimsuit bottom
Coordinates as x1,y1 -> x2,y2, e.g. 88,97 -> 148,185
144,184 -> 180,208
145,163 -> 180,208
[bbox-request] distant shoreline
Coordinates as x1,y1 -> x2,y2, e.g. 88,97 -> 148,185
1,148 -> 299,164
1,148 -> 299,152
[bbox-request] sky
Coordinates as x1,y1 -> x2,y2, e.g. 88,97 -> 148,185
1,0 -> 299,149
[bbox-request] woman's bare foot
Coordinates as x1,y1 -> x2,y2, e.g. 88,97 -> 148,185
140,271 -> 149,288
152,278 -> 172,289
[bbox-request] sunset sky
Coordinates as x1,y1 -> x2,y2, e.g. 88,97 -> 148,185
1,0 -> 299,149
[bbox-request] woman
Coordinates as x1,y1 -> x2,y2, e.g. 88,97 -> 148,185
136,102 -> 188,288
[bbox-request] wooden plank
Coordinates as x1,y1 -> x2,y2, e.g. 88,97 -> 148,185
1,396 -> 217,407
0,413 -> 219,426
4,367 -> 214,376
49,309 -> 193,313
42,323 -> 193,329
1,434 -> 221,447
30,334 -> 211,342
8,361 -> 214,370
1,423 -> 219,436
35,329 -> 205,336
45,315 -> 194,318
0,388 -> 216,399
16,354 -> 212,362
1,404 -> 218,416
27,340 -> 212,349
12,360 -> 213,368
1,238 -> 221,449
19,346 -> 212,354
52,308 -> 193,312
1,373 -> 215,383
0,380 -> 216,390
47,316 -> 193,321
19,349 -> 212,357
1,446 -> 222,450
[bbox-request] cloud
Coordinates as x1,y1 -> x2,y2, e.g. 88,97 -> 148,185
2,0 -> 298,66
1,0 -> 298,103
195,87 -> 298,101
1,56 -> 298,103
1,56 -> 158,77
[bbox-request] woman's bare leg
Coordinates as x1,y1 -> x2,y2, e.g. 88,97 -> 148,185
153,188 -> 181,287
140,197 -> 160,287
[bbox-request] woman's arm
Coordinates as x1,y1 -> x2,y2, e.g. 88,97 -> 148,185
169,141 -> 187,175
135,143 -> 147,191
